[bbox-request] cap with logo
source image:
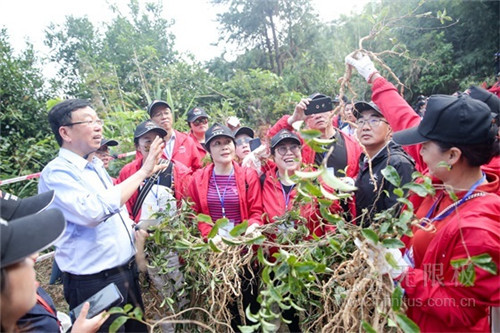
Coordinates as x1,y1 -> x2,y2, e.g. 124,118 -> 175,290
147,100 -> 171,117
271,129 -> 301,148
204,123 -> 235,152
393,94 -> 493,146
134,120 -> 168,139
353,101 -> 384,119
187,107 -> 209,123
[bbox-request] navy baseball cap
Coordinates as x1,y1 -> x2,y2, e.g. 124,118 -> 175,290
187,107 -> 209,123
353,101 -> 384,119
233,126 -> 254,138
1,190 -> 55,221
205,123 -> 235,152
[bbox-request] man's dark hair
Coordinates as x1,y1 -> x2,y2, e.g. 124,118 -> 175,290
48,99 -> 91,146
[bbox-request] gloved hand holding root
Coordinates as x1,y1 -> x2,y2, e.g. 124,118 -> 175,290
354,237 -> 411,280
345,51 -> 379,83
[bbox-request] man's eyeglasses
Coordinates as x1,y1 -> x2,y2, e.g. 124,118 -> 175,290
193,117 -> 208,126
235,137 -> 252,146
63,119 -> 103,127
276,144 -> 301,156
356,118 -> 388,128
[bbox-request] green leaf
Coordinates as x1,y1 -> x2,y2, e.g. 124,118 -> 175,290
295,169 -> 323,179
381,165 -> 401,187
207,217 -> 229,239
470,253 -> 493,265
123,304 -> 133,313
362,321 -> 377,333
382,238 -> 405,249
109,316 -> 129,333
321,169 -> 357,192
395,313 -> 420,333
261,266 -> 272,285
230,220 -> 248,237
257,247 -> 275,267
391,285 -> 404,311
299,128 -> 321,139
450,258 -> 468,268
197,213 -> 212,223
208,239 -> 222,252
238,324 -> 261,333
458,264 -> 476,287
245,304 -> 259,323
385,252 -> 399,269
403,183 -> 432,197
329,238 -> 342,253
107,307 -> 125,315
294,261 -> 316,273
361,229 -> 379,244
132,307 -> 143,321
393,187 -> 404,198
475,262 -> 497,275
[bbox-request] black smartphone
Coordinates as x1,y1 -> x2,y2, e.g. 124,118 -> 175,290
305,96 -> 333,115
69,282 -> 123,322
249,138 -> 261,151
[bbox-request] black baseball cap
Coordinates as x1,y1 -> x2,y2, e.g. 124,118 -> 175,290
100,138 -> 118,148
353,101 -> 384,119
204,123 -> 235,152
468,86 -> 499,123
134,120 -> 167,139
1,190 -> 55,221
271,129 -> 301,148
233,126 -> 254,138
187,107 -> 209,123
147,100 -> 171,117
393,94 -> 493,146
1,209 -> 66,268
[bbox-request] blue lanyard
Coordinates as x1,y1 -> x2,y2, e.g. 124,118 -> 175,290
423,173 -> 486,223
212,167 -> 234,217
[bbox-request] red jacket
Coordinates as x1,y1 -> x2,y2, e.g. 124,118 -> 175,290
187,161 -> 263,238
372,77 -> 500,192
401,171 -> 500,332
371,77 -> 426,172
262,165 -> 326,238
170,130 -> 202,171
188,131 -> 207,160
267,115 -> 361,178
117,156 -> 192,222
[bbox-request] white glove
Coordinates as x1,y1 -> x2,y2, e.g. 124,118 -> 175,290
244,223 -> 261,238
241,152 -> 262,174
354,238 -> 409,279
345,52 -> 378,82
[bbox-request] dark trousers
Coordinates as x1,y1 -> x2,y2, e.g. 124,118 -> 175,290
63,259 -> 147,333
230,265 -> 260,332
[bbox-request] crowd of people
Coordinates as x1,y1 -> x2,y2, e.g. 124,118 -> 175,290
1,50 -> 499,333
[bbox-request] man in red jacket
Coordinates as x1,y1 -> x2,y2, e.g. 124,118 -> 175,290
148,100 -> 202,171
268,93 -> 362,179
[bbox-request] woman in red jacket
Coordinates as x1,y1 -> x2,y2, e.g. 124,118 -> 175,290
347,52 -> 500,332
188,123 -> 263,238
187,123 -> 263,331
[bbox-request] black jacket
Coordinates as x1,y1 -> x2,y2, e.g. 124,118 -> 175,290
355,141 -> 415,225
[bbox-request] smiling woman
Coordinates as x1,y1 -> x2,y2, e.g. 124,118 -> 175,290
186,122 -> 263,330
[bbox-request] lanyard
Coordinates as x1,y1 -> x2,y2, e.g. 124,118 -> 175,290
277,171 -> 295,210
212,167 -> 234,217
36,293 -> 61,328
423,173 -> 486,223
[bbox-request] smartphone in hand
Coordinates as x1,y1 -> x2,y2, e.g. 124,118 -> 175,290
249,138 -> 261,151
69,282 -> 123,322
305,96 -> 333,115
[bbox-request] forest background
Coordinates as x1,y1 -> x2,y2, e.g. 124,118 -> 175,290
1,0 -> 499,196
